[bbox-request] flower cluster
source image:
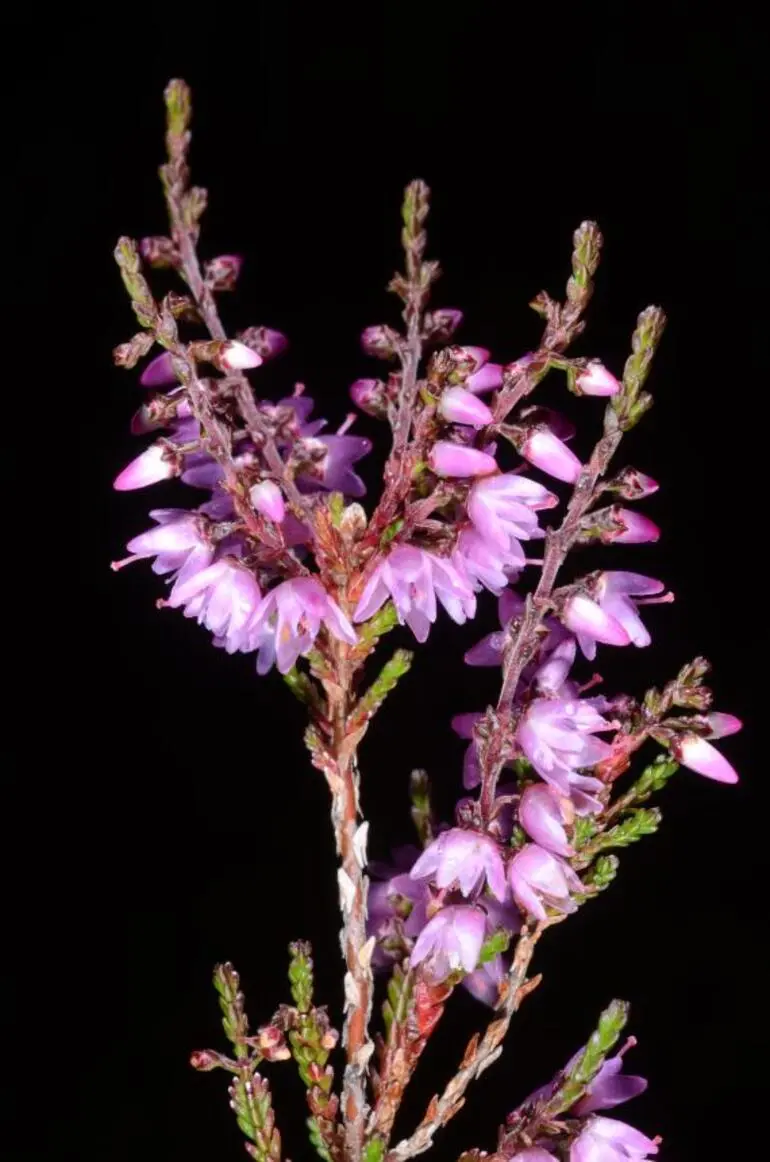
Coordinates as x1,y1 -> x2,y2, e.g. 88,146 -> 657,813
111,79 -> 744,1162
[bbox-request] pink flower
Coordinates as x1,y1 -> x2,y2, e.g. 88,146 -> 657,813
410,828 -> 507,901
429,441 -> 498,478
562,593 -> 631,654
140,351 -> 177,388
521,428 -> 583,483
361,324 -> 399,359
410,905 -> 486,982
517,697 -> 614,809
438,387 -> 494,427
249,577 -> 357,674
570,1117 -> 658,1161
509,844 -> 582,921
572,1047 -> 648,1115
509,1152 -> 557,1162
519,785 -> 574,856
570,572 -> 668,660
706,712 -> 743,738
575,361 -> 622,396
112,509 -> 214,585
468,473 -> 556,551
455,528 -> 525,595
113,442 -> 177,491
249,480 -> 286,523
673,734 -> 739,784
167,557 -> 263,653
353,546 -> 476,641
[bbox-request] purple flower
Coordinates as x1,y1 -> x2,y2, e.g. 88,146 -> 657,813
455,528 -> 525,595
112,508 -> 214,585
451,711 -> 484,790
464,589 -> 525,665
353,546 -> 476,641
168,557 -> 263,653
532,635 -> 578,696
140,351 -> 177,388
429,441 -> 498,478
570,1117 -> 658,1161
349,377 -> 386,417
521,428 -> 582,483
509,844 -> 582,921
426,307 -> 464,341
410,904 -> 486,982
113,442 -> 180,491
569,573 -> 668,660
673,734 -> 739,784
517,697 -> 614,807
572,1046 -> 648,1115
438,387 -> 494,427
410,828 -> 507,901
468,473 -> 557,552
313,433 -> 372,497
519,785 -> 574,856
250,577 -> 357,674
368,846 -> 430,968
575,361 -> 622,397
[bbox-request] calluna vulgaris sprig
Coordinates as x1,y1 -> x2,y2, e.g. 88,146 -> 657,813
111,79 -> 742,1162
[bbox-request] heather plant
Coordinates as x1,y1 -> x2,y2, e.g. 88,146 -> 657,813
110,79 -> 741,1162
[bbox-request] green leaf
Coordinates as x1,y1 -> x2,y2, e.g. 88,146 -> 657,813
288,941 -> 314,1013
543,999 -> 630,1115
478,928 -> 512,965
355,648 -> 413,721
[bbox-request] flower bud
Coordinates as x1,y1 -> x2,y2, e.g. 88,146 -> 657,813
612,509 -> 660,544
438,387 -> 494,427
361,324 -> 400,359
350,377 -> 388,417
575,360 -> 622,396
140,351 -> 177,388
466,362 -> 504,393
675,735 -> 739,784
519,785 -> 574,856
562,593 -> 630,646
113,443 -> 177,491
204,254 -> 243,291
521,428 -> 582,483
250,480 -> 286,523
428,441 -> 498,478
611,467 -> 660,500
424,307 -> 464,342
236,326 -> 289,361
220,340 -> 263,370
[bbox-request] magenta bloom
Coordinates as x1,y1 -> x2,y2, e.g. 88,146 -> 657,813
517,697 -> 614,810
519,784 -> 574,856
509,843 -> 582,921
612,509 -> 660,544
140,351 -> 177,388
113,442 -> 176,491
168,557 -> 263,653
570,572 -> 667,660
706,712 -> 742,738
575,361 -> 621,396
455,528 -> 525,595
112,509 -> 213,585
249,480 -> 286,524
468,473 -> 556,551
570,1117 -> 658,1161
466,361 -> 504,393
674,734 -> 739,784
410,904 -> 486,982
250,577 -> 357,674
349,377 -> 386,417
429,441 -> 498,478
438,387 -> 494,427
353,546 -> 476,641
521,428 -> 582,483
410,828 -> 506,901
314,433 -> 372,496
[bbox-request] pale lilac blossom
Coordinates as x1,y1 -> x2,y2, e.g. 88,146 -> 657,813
521,428 -> 582,483
410,904 -> 486,982
509,843 -> 582,921
570,1116 -> 658,1162
467,473 -> 557,551
569,572 -> 668,660
517,697 -> 614,807
429,441 -> 498,478
168,557 -> 263,653
250,577 -> 357,674
112,509 -> 213,585
113,442 -> 176,490
438,386 -> 494,427
353,546 -> 476,641
249,480 -> 286,524
674,734 -> 739,784
519,784 -> 574,856
410,828 -> 507,901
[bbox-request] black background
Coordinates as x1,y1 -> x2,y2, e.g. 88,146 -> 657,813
7,7 -> 764,1161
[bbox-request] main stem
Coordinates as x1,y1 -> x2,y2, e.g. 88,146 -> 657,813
324,645 -> 373,1162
